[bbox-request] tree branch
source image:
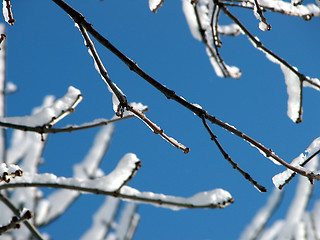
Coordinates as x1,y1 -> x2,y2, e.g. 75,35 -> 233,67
0,182 -> 233,210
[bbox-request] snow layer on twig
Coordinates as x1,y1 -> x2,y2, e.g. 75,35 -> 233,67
240,188 -> 283,240
0,86 -> 81,127
0,163 -> 21,175
2,1 -> 10,25
120,186 -> 232,210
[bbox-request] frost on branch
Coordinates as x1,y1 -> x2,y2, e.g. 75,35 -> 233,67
149,0 -> 165,13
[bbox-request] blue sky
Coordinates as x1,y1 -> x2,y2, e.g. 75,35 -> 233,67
3,0 -> 320,239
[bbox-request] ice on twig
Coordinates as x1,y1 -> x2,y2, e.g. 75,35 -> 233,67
149,0 -> 165,13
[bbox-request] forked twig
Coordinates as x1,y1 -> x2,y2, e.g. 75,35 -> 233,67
77,24 -> 189,153
201,115 -> 267,192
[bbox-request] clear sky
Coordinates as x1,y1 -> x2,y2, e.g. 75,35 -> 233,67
3,0 -> 320,239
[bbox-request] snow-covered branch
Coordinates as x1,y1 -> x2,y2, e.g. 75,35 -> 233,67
0,169 -> 234,210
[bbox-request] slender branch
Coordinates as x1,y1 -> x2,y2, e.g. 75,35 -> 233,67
50,0 -> 320,181
0,183 -> 233,209
0,108 -> 148,134
201,115 -> 267,192
0,193 -> 44,240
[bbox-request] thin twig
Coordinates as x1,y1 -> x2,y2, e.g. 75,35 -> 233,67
0,183 -> 234,209
0,193 -> 44,240
201,115 -> 267,192
253,0 -> 271,30
0,34 -> 6,50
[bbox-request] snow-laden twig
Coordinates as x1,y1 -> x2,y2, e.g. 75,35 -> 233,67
0,86 -> 82,131
272,137 -> 320,189
149,0 -> 165,13
0,193 -> 44,240
0,172 -> 234,210
2,0 -> 15,25
0,163 -> 22,183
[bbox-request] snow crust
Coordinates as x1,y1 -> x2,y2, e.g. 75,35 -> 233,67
120,186 -> 232,210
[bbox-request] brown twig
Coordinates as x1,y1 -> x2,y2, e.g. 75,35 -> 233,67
253,0 -> 271,30
201,115 -> 267,192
